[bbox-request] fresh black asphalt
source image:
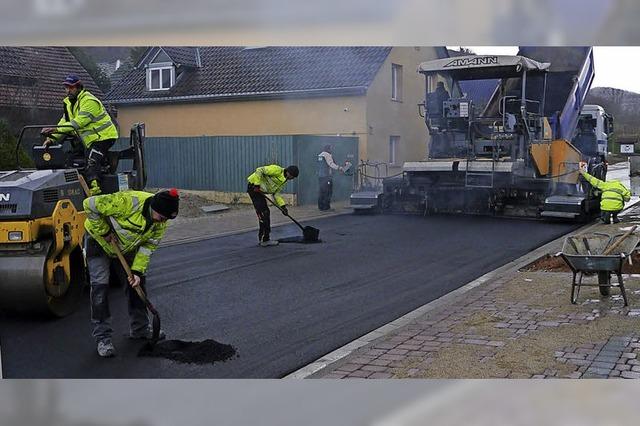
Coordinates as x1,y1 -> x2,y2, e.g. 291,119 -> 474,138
0,214 -> 578,378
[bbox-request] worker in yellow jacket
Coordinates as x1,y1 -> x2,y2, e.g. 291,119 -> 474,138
247,164 -> 299,246
83,189 -> 179,357
579,161 -> 631,224
43,74 -> 119,195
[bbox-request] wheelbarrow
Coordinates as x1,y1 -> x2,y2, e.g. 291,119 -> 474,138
559,230 -> 640,306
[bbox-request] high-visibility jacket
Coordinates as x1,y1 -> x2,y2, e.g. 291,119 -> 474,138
52,89 -> 118,149
581,171 -> 631,212
247,164 -> 288,207
83,191 -> 167,274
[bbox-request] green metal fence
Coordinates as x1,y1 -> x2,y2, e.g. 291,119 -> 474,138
116,134 -> 358,205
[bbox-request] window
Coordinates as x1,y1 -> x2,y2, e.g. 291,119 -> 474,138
389,136 -> 400,165
391,63 -> 403,101
147,65 -> 174,91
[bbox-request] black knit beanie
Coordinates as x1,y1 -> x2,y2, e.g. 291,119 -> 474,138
285,165 -> 299,178
151,188 -> 180,219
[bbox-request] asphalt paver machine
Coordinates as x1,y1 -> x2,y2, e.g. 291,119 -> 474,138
0,123 -> 146,316
377,47 -> 606,220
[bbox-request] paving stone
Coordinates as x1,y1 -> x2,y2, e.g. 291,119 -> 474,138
615,364 -> 631,371
369,359 -> 392,367
585,368 -> 612,376
368,372 -> 394,379
582,372 -> 608,379
609,370 -> 621,377
621,353 -> 637,359
621,371 -> 640,379
373,343 -> 397,350
339,363 -> 363,372
347,370 -> 373,378
322,373 -> 348,379
593,356 -> 621,364
387,349 -> 409,356
361,365 -> 389,373
590,361 -> 616,370
379,354 -> 408,362
564,353 -> 587,360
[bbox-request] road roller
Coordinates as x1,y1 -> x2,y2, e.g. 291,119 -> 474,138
0,123 -> 147,316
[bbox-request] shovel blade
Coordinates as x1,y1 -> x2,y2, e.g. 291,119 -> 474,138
303,226 -> 320,242
151,312 -> 162,343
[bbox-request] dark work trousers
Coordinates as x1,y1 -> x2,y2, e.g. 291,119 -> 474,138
85,138 -> 116,184
84,235 -> 149,344
601,210 -> 621,224
318,176 -> 333,211
248,184 -> 271,242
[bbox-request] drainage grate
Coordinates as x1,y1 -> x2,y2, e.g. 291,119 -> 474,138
64,171 -> 79,182
0,204 -> 17,214
43,189 -> 59,203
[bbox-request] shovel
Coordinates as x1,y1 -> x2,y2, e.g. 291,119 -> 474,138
79,176 -> 162,345
263,195 -> 320,242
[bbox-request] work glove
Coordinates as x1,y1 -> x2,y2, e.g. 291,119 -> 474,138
253,185 -> 262,193
281,206 -> 289,216
579,161 -> 588,173
41,127 -> 55,136
42,138 -> 54,147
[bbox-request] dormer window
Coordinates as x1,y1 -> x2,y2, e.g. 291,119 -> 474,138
147,64 -> 174,91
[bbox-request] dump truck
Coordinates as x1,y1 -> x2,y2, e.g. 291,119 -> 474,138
351,47 -> 612,220
0,124 -> 146,316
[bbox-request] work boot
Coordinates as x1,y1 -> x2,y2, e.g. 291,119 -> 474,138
97,340 -> 116,358
259,240 -> 279,247
129,327 -> 166,340
89,179 -> 102,196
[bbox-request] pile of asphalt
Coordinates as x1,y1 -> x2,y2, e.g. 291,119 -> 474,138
138,339 -> 237,364
277,236 -> 322,244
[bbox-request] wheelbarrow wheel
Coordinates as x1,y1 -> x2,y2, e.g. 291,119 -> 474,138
598,271 -> 611,296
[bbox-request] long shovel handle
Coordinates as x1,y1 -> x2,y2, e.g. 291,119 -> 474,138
262,194 -> 305,232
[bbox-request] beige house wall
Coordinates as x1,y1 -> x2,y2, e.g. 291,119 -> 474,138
364,47 -> 439,173
115,96 -> 367,137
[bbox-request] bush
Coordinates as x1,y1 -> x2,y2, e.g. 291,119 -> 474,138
0,119 -> 33,170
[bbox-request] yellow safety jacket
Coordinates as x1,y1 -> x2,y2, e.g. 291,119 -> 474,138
581,171 -> 631,212
52,89 -> 118,148
247,164 -> 288,207
83,191 -> 167,274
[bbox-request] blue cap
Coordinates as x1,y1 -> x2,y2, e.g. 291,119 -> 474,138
63,74 -> 81,86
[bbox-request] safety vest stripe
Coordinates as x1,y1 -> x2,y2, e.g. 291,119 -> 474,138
78,111 -> 108,122
80,121 -> 114,138
147,238 -> 160,246
138,246 -> 153,256
70,120 -> 80,130
602,196 -> 623,202
87,197 -> 98,212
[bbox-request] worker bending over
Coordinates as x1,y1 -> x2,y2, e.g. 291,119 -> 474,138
83,189 -> 179,357
247,164 -> 299,246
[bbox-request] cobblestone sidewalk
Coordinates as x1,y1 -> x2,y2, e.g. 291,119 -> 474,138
313,205 -> 640,379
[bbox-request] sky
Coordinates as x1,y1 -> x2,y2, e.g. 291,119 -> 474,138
452,46 -> 640,94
